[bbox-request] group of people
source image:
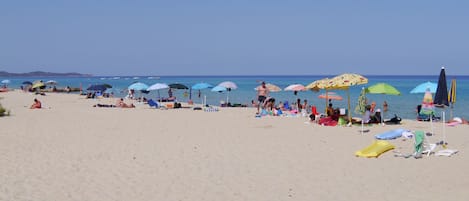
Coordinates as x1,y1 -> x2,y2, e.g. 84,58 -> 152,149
255,81 -> 310,116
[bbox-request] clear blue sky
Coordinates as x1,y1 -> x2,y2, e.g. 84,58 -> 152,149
1,0 -> 469,76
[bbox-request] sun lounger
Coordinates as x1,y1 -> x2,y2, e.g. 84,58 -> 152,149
355,140 -> 395,158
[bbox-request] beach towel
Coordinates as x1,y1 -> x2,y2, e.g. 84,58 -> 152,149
374,128 -> 405,140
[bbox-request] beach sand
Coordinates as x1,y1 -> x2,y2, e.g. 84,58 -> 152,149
1,90 -> 468,201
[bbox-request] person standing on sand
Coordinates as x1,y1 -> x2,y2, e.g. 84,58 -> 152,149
256,81 -> 269,114
383,101 -> 388,112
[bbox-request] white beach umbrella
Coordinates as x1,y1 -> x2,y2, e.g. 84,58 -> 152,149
1,79 -> 11,84
147,83 -> 170,98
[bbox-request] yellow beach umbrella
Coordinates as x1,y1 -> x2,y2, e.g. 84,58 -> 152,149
329,73 -> 368,122
305,78 -> 332,91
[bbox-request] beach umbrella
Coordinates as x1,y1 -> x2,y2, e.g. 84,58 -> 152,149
192,82 -> 213,90
87,84 -> 110,92
365,83 -> 400,121
218,81 -> 238,90
217,81 -> 237,103
365,83 -> 401,95
284,84 -> 306,95
22,81 -> 33,85
1,79 -> 11,84
355,87 -> 367,115
434,67 -> 449,107
147,83 -> 169,91
410,82 -> 437,94
448,79 -> 456,119
192,83 -> 213,105
128,82 -> 149,91
169,83 -> 188,89
147,83 -> 170,98
305,78 -> 332,91
329,73 -> 368,122
211,85 -> 227,92
255,83 -> 281,92
31,81 -> 45,89
318,92 -> 343,100
45,80 -> 58,85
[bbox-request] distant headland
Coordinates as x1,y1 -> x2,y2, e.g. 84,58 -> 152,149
0,71 -> 92,77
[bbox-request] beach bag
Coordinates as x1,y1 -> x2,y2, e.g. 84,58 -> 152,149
386,114 -> 402,124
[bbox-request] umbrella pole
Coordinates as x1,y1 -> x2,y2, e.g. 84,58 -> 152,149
325,89 -> 328,114
347,89 -> 351,123
443,111 -> 446,144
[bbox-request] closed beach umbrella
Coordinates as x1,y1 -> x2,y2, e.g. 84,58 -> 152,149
448,79 -> 456,119
365,83 -> 401,95
434,67 -> 449,107
318,92 -> 343,100
410,82 -> 437,94
355,87 -> 367,115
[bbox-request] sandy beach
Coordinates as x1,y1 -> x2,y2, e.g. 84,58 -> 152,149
1,90 -> 468,201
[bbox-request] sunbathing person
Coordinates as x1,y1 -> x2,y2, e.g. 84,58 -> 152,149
116,98 -> 135,108
448,117 -> 469,125
30,98 -> 42,109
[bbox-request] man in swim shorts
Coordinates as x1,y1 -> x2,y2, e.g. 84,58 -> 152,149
256,81 -> 269,114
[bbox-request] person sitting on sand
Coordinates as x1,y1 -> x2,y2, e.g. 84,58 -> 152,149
30,98 -> 42,109
116,98 -> 135,108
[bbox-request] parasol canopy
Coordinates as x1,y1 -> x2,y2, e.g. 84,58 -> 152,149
410,82 -> 437,94
169,83 -> 188,89
284,84 -> 306,91
255,83 -> 281,92
31,80 -> 46,89
365,83 -> 401,95
217,81 -> 237,90
355,87 -> 367,115
128,82 -> 149,91
147,83 -> 169,91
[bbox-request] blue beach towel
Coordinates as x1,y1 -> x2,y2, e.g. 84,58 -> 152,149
375,128 -> 406,140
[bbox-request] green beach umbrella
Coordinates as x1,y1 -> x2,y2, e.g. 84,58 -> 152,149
365,83 -> 401,95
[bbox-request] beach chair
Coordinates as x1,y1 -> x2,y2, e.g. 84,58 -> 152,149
147,99 -> 159,108
414,131 -> 437,157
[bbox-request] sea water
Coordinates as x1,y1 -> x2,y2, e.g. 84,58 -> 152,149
1,75 -> 468,120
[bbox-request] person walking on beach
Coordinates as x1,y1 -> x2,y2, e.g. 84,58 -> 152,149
256,81 -> 269,114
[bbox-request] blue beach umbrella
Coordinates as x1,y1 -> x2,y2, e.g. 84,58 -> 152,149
211,85 -> 227,92
192,83 -> 213,105
410,82 -> 437,94
128,82 -> 149,91
192,83 -> 213,90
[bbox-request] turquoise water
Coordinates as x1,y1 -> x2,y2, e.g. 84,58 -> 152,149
1,75 -> 468,120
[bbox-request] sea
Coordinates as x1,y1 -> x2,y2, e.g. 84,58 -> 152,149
1,75 -> 468,120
